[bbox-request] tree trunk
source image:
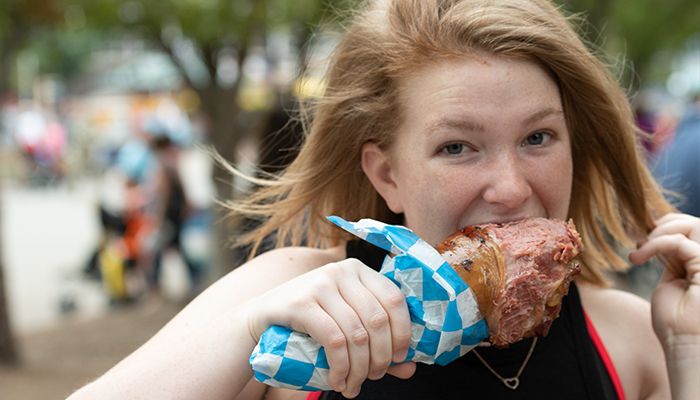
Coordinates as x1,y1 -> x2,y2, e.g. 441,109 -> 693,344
0,185 -> 19,366
198,85 -> 252,276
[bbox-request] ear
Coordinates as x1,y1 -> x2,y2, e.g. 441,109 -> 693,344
361,142 -> 404,214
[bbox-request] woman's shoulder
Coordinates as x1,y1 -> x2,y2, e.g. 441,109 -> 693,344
215,245 -> 347,294
577,282 -> 651,317
242,245 -> 347,275
576,282 -> 656,353
577,282 -> 670,399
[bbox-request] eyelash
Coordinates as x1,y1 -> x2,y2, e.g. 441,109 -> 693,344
439,142 -> 474,156
438,130 -> 554,156
522,130 -> 554,147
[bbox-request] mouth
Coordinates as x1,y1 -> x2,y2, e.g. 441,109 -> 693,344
466,216 -> 532,227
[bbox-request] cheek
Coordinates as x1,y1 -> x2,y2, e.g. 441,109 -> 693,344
407,165 -> 475,208
399,167 -> 478,238
535,153 -> 573,218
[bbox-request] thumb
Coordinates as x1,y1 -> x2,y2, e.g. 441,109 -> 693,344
386,362 -> 417,379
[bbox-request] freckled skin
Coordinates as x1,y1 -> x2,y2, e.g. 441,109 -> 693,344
375,53 -> 573,246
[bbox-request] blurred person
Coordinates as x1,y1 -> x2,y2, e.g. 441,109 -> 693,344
13,106 -> 67,185
653,93 -> 700,217
141,133 -> 204,297
69,1 -> 700,400
82,147 -> 152,304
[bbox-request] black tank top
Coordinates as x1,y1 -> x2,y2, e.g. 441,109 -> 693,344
318,240 -> 621,400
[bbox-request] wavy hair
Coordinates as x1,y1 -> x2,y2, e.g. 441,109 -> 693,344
227,0 -> 673,286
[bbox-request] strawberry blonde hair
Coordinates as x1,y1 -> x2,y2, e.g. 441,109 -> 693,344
227,0 -> 673,285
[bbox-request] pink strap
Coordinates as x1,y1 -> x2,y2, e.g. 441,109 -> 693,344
306,391 -> 322,400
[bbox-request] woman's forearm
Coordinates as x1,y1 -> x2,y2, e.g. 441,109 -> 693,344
67,306 -> 259,400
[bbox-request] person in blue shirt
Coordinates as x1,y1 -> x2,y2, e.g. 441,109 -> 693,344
654,93 -> 700,217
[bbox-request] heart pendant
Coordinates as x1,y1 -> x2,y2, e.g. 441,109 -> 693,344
504,377 -> 519,390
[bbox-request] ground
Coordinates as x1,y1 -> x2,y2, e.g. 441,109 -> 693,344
0,298 -> 181,400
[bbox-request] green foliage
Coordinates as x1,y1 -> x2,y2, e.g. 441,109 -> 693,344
2,0 -> 697,91
558,0 -> 700,86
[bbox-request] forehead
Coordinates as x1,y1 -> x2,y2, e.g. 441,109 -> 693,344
394,54 -> 563,133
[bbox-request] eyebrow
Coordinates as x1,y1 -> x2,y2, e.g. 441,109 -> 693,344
427,107 -> 564,134
523,107 -> 565,126
427,118 -> 485,133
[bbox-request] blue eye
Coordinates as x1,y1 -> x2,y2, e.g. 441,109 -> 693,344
442,143 -> 464,155
525,131 -> 550,146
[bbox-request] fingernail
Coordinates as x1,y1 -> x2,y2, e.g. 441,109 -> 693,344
369,370 -> 386,380
393,350 -> 406,362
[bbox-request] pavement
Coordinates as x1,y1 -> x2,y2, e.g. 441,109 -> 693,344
0,297 -> 181,400
0,169 -> 211,400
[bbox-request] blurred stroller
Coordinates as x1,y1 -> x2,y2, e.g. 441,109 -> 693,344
83,192 -> 150,305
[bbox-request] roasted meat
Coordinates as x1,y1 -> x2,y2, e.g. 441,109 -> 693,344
436,218 -> 583,347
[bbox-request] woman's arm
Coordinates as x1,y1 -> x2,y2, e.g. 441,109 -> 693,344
67,246 -> 344,400
68,244 -> 415,400
630,213 -> 700,400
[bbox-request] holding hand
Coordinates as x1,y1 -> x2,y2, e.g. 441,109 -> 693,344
242,259 -> 416,398
629,213 -> 700,400
629,213 -> 700,343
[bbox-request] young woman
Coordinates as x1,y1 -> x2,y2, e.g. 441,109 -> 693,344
69,1 -> 699,399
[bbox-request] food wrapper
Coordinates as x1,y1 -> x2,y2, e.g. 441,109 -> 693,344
249,216 -> 488,391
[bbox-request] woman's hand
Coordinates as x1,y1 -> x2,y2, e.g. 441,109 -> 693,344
242,258 -> 415,398
629,213 -> 700,344
629,213 -> 700,400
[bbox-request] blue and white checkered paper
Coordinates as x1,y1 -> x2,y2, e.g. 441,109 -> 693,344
249,216 -> 489,390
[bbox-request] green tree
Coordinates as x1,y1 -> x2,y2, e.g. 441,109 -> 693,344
0,0 -> 64,95
0,207 -> 18,366
560,0 -> 700,87
0,0 -> 64,367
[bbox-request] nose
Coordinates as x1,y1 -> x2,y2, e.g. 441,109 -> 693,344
482,154 -> 532,210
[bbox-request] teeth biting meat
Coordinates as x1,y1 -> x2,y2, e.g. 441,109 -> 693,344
436,218 -> 583,347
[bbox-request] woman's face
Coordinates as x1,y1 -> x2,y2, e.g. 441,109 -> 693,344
362,54 -> 573,245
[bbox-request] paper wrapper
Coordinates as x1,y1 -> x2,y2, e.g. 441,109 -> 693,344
249,217 -> 488,391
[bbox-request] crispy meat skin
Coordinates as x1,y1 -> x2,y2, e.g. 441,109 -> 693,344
436,218 -> 583,347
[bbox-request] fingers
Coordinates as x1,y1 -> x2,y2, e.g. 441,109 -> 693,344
263,259 -> 411,398
336,279 -> 390,383
648,214 -> 700,242
316,286 -> 371,397
654,212 -> 699,227
294,303 -> 349,393
386,362 -> 417,379
358,267 -> 412,364
631,214 -> 700,281
630,234 -> 700,279
332,260 -> 411,396
318,260 -> 410,397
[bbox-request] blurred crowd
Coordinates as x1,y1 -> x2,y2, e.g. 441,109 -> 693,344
635,90 -> 700,217
1,89 -> 214,306
83,114 -> 211,305
648,93 -> 700,218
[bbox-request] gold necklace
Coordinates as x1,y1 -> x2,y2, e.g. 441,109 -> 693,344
472,337 -> 538,390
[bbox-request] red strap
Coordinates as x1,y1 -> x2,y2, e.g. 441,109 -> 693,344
306,391 -> 322,400
584,311 -> 626,400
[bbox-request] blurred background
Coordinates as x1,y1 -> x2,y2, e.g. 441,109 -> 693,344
0,0 -> 698,398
